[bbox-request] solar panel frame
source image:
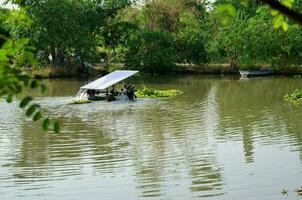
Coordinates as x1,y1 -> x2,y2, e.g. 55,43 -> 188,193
80,70 -> 139,90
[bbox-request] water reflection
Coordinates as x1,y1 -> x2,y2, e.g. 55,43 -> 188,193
215,77 -> 302,160
0,75 -> 302,199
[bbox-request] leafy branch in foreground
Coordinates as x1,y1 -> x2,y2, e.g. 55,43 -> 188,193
260,0 -> 302,27
216,0 -> 302,30
0,9 -> 60,133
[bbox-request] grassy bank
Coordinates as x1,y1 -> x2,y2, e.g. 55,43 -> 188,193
26,63 -> 302,79
26,64 -> 104,79
26,67 -> 77,79
176,63 -> 238,74
93,63 -> 239,75
272,66 -> 302,75
177,64 -> 302,75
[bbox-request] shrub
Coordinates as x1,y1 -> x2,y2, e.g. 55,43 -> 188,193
136,87 -> 182,98
284,89 -> 302,104
125,29 -> 175,74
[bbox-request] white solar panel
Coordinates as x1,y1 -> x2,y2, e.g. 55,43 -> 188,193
80,70 -> 139,90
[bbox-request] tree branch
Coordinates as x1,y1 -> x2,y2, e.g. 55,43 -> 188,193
259,0 -> 302,26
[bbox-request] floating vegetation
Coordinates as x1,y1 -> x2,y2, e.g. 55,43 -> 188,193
280,187 -> 302,196
136,87 -> 183,98
295,186 -> 302,196
281,189 -> 288,196
70,99 -> 91,104
284,89 -> 302,104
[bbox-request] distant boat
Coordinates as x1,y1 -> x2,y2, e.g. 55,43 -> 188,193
239,68 -> 273,78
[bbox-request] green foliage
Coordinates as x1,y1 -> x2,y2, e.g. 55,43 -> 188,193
101,21 -> 137,49
210,6 -> 302,68
216,3 -> 237,24
284,89 -> 302,104
33,111 -> 42,121
53,121 -> 60,133
41,117 -> 60,133
0,8 -> 60,133
6,94 -> 12,103
136,87 -> 183,98
43,117 -> 50,131
125,29 -> 175,73
270,0 -> 297,31
3,0 -> 302,76
25,0 -> 105,67
123,1 -> 210,72
99,18 -> 138,62
173,11 -> 208,65
25,103 -> 39,116
214,0 -> 302,33
214,0 -> 261,25
137,0 -> 183,32
95,0 -> 133,17
0,8 -> 10,46
19,96 -> 33,108
6,0 -> 136,71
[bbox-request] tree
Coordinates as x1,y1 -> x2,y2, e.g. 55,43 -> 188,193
21,0 -> 105,68
173,11 -> 208,65
99,12 -> 138,62
138,0 -> 183,32
125,29 -> 175,73
210,6 -> 302,68
122,0 -> 210,68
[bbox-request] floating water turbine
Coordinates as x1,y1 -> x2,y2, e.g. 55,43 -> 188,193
76,89 -> 89,100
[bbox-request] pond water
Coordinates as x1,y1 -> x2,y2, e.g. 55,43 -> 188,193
0,75 -> 302,200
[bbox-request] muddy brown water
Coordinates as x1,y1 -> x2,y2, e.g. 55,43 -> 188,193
0,75 -> 302,200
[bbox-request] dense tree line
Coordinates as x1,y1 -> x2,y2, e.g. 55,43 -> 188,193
1,0 -> 302,74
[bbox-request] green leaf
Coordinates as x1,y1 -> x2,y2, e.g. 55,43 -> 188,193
273,15 -> 284,28
271,9 -> 279,16
16,74 -> 30,86
6,95 -> 13,103
20,96 -> 33,108
53,121 -> 60,133
226,4 -> 236,16
43,117 -> 50,131
221,17 -> 229,25
30,80 -> 38,89
33,112 -> 42,121
240,0 -> 248,7
282,21 -> 289,31
281,0 -> 293,8
26,104 -> 38,116
217,3 -> 237,17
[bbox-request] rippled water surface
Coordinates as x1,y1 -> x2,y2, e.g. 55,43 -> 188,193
1,75 -> 302,200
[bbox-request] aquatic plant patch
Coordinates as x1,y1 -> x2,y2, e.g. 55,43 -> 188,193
136,87 -> 182,98
70,99 -> 91,104
284,89 -> 302,104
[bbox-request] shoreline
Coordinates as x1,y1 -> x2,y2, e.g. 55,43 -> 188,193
28,63 -> 302,79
